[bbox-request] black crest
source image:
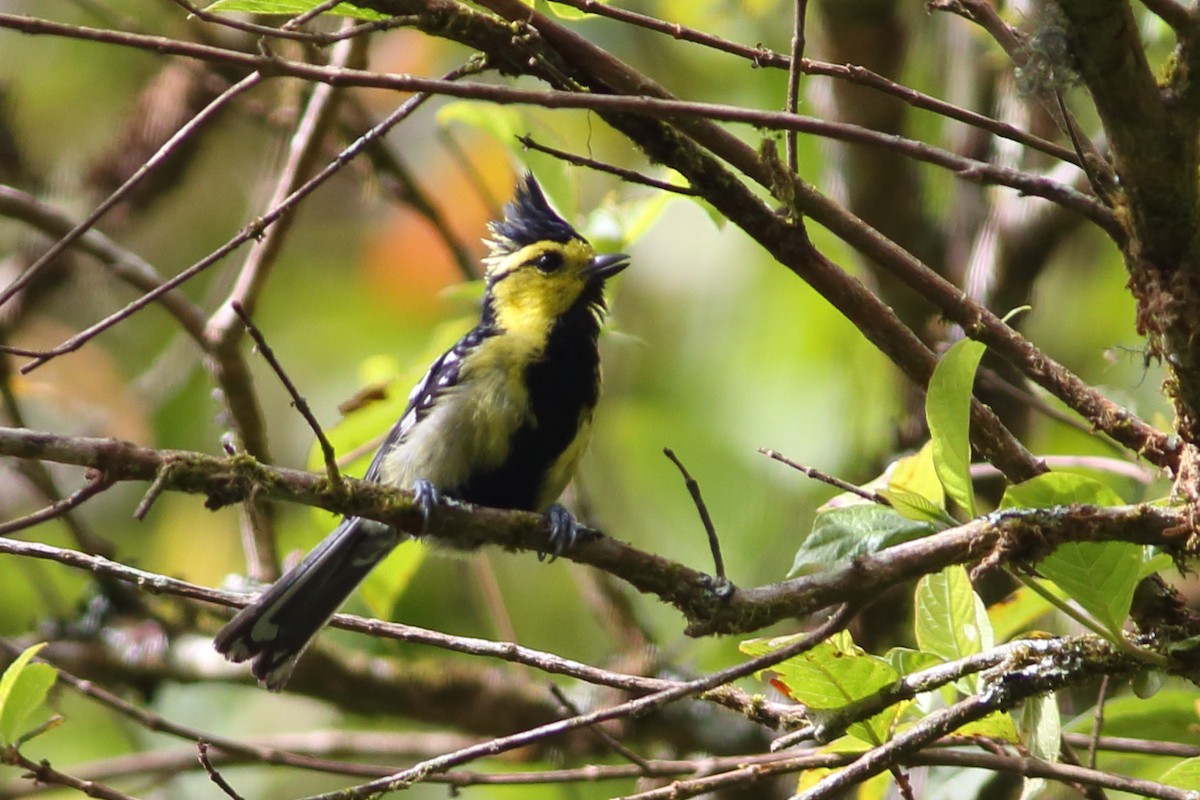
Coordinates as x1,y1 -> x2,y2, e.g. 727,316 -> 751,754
486,174 -> 582,259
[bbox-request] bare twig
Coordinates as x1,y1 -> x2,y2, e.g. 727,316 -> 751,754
204,31 -> 362,577
800,643 -> 1132,800
231,302 -> 341,488
544,0 -> 1080,165
785,0 -> 808,173
9,57 -> 483,375
168,0 -> 418,43
0,15 -> 1116,234
1089,674 -> 1111,770
133,464 -> 173,521
0,71 -> 263,312
619,745 -> 1199,800
197,742 -> 246,800
0,474 -> 113,536
759,449 -> 887,505
293,606 -> 855,800
471,553 -> 519,645
663,448 -> 725,580
548,685 -> 651,771
0,748 -> 140,800
517,135 -> 698,195
0,185 -> 208,344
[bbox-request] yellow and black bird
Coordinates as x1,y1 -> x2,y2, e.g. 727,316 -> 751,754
214,174 -> 629,689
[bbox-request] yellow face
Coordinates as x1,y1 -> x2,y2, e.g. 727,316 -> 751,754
486,238 -> 599,337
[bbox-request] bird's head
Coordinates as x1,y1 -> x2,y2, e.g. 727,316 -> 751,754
482,174 -> 628,335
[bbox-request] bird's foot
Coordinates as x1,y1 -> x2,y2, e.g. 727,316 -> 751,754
413,479 -> 442,533
539,503 -> 580,562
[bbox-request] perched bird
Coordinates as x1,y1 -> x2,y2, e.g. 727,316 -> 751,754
214,174 -> 629,689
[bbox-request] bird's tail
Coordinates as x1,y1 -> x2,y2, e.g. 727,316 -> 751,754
214,516 -> 401,690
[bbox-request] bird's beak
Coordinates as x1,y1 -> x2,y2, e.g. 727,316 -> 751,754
585,252 -> 630,280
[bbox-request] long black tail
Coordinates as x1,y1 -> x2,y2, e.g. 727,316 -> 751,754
214,517 -> 401,690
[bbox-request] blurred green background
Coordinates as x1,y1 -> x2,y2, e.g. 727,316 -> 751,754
0,0 -> 1179,797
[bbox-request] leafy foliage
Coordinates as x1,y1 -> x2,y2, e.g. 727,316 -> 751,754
0,644 -> 57,746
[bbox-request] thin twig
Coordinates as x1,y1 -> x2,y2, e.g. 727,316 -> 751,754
133,464 -> 174,521
471,553 -> 519,645
205,27 -> 363,576
293,606 -> 856,800
0,426 -> 1193,637
10,58 -> 485,374
0,71 -> 263,312
1089,674 -> 1111,770
1,748 -> 140,800
663,448 -> 725,580
168,0 -> 419,43
758,448 -> 888,505
0,475 -> 113,536
281,0 -> 341,29
0,360 -> 116,557
798,651 -> 1127,800
1055,90 -> 1114,206
548,685 -> 651,772
231,302 -> 341,489
0,13 -> 1114,228
517,135 -> 698,195
438,127 -> 503,219
0,185 -> 208,345
0,638 -> 477,784
785,0 -> 808,173
197,742 -> 246,800
890,766 -> 916,800
347,96 -> 478,279
544,0 -> 1080,165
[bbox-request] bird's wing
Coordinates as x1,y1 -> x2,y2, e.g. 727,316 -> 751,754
361,326 -> 491,483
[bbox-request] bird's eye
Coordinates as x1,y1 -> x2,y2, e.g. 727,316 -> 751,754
531,251 -> 564,273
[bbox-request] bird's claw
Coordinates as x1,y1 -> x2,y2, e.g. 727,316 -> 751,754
413,479 -> 442,533
540,503 -> 580,562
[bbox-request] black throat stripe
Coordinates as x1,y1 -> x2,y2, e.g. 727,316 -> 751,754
451,285 -> 606,510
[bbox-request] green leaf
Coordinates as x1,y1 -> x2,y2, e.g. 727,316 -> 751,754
437,102 -> 528,150
883,647 -> 944,713
1065,689 -> 1199,744
997,472 -> 1140,641
915,566 -> 993,663
1015,692 -> 1059,800
883,647 -> 941,677
1037,541 -> 1141,641
957,711 -> 1019,742
926,339 -> 985,517
1016,692 -> 1060,762
540,0 -> 599,19
1000,472 -> 1123,509
0,644 -> 57,745
205,0 -> 387,19
1141,551 -> 1175,578
790,505 -> 937,575
887,440 -> 944,508
876,488 -> 955,528
1160,756 -> 1200,790
741,631 -> 900,746
1132,669 -> 1166,699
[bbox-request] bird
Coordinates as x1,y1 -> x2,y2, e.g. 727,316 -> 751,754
214,173 -> 629,689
